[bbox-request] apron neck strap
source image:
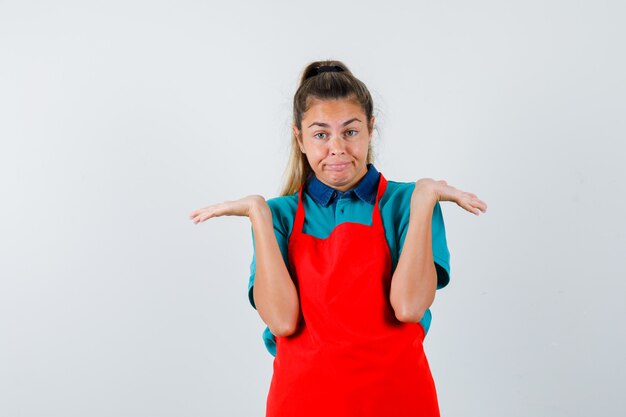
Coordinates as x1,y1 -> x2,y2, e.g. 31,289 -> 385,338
371,173 -> 387,229
293,172 -> 388,234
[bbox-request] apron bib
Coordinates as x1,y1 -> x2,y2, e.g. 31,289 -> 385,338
266,173 -> 440,417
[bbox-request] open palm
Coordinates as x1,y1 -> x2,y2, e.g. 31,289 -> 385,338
415,178 -> 488,216
189,195 -> 267,224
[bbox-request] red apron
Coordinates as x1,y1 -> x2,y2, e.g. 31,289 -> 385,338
266,173 -> 440,417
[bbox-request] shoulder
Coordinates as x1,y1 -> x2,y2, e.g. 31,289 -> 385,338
379,179 -> 445,224
266,193 -> 298,234
380,179 -> 444,212
379,180 -> 415,217
266,192 -> 298,213
381,180 -> 415,203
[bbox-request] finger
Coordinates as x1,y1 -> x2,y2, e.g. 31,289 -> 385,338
193,206 -> 222,223
468,200 -> 485,214
201,202 -> 241,220
197,211 -> 217,223
204,205 -> 226,220
472,200 -> 487,214
464,203 -> 479,215
193,212 -> 210,224
474,198 -> 488,212
469,194 -> 487,211
467,203 -> 481,215
189,206 -> 215,219
460,199 -> 481,215
190,210 -> 206,223
464,195 -> 486,212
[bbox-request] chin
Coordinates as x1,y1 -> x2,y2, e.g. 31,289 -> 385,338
327,176 -> 356,190
327,172 -> 351,182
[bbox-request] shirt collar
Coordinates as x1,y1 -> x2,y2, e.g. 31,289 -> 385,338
305,164 -> 380,207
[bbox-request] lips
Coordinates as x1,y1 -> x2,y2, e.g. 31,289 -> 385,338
325,162 -> 351,171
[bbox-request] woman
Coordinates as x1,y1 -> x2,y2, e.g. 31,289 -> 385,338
189,60 -> 487,417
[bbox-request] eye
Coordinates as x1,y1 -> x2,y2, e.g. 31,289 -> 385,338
345,129 -> 358,137
313,132 -> 327,140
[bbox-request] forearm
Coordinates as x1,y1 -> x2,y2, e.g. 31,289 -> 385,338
250,204 -> 301,336
390,198 -> 438,323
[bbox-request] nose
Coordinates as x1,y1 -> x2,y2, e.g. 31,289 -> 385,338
328,134 -> 346,155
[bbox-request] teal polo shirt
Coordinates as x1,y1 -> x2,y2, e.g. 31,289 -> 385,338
249,164 -> 451,356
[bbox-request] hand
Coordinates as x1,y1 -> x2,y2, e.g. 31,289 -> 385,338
413,178 -> 488,216
188,195 -> 269,224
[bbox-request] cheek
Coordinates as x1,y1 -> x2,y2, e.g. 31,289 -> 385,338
350,141 -> 369,157
303,147 -> 323,166
305,142 -> 326,158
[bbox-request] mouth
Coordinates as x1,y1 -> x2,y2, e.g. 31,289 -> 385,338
324,162 -> 351,172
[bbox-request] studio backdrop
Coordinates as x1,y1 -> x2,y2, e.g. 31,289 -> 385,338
1,1 -> 624,416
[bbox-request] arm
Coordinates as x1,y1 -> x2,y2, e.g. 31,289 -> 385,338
389,178 -> 488,323
389,188 -> 438,323
249,202 -> 301,337
189,195 -> 301,337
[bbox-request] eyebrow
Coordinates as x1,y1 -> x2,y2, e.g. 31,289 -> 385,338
308,118 -> 362,128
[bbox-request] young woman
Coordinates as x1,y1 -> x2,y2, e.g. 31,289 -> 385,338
189,60 -> 487,417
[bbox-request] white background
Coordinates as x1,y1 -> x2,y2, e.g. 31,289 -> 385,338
1,1 -> 624,416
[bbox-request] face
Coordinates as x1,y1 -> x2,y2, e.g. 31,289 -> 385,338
294,98 -> 374,192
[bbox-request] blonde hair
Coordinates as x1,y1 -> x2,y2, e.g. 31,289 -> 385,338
279,60 -> 375,196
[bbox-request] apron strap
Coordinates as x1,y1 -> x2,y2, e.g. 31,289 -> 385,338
371,173 -> 388,229
293,183 -> 306,236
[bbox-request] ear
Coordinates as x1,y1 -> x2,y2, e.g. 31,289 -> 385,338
366,116 -> 375,144
293,126 -> 305,153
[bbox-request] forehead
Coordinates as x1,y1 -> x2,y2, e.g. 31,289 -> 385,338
302,98 -> 366,123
